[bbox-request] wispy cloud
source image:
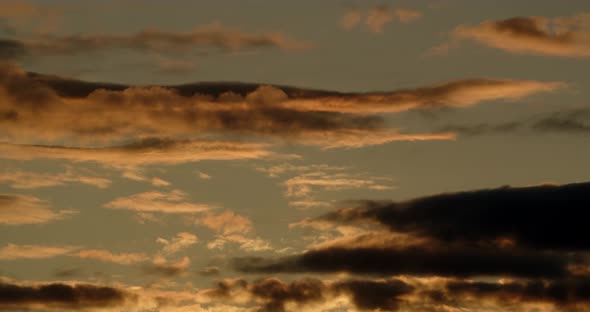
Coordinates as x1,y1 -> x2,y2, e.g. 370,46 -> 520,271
0,194 -> 76,225
340,6 -> 423,33
0,243 -> 76,260
449,14 -> 590,57
104,190 -> 213,216
74,249 -> 149,265
0,167 -> 110,189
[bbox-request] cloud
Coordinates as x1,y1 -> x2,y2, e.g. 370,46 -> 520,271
0,194 -> 77,225
451,14 -> 590,57
0,22 -> 310,60
203,277 -> 415,312
0,244 -> 76,260
1,63 -> 557,148
443,277 -> 590,306
341,6 -> 423,33
0,168 -> 111,189
143,256 -> 191,277
0,138 -> 275,174
104,190 -> 213,216
233,245 -> 570,279
278,78 -> 565,114
157,232 -> 199,255
75,249 -> 149,265
319,181 -> 590,251
0,279 -> 133,310
197,211 -> 253,235
208,234 -> 273,253
533,108 -> 590,133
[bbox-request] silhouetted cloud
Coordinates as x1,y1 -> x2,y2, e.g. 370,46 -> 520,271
444,277 -> 590,306
451,14 -> 590,57
0,280 -> 133,310
204,277 -> 414,312
233,246 -> 570,279
320,181 -> 590,251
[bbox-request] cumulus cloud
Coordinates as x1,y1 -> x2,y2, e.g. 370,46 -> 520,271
451,14 -> 590,57
0,194 -> 77,225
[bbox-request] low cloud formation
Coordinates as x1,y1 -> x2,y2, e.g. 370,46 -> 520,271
0,279 -> 133,310
451,14 -> 590,57
0,194 -> 76,225
234,246 -> 569,279
0,63 -> 561,149
203,277 -> 414,312
320,182 -> 590,251
233,181 -> 590,286
341,6 -> 423,33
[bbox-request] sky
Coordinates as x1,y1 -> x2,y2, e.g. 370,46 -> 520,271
0,0 -> 590,311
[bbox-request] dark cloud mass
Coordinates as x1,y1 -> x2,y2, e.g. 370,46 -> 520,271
0,281 -> 132,309
233,246 -> 570,278
322,182 -> 590,251
444,277 -> 590,306
205,277 -> 414,312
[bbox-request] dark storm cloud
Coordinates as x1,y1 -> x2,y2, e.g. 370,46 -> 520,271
204,277 -> 414,312
320,181 -> 590,251
332,279 -> 414,311
0,280 -> 133,309
233,246 -> 570,278
443,277 -> 590,306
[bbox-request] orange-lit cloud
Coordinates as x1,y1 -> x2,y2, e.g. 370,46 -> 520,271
0,194 -> 76,225
0,244 -> 76,260
75,249 -> 149,265
0,168 -> 110,189
341,6 -> 423,33
451,14 -> 590,57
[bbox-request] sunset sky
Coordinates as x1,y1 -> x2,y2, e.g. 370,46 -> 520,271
1,1 -> 590,311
